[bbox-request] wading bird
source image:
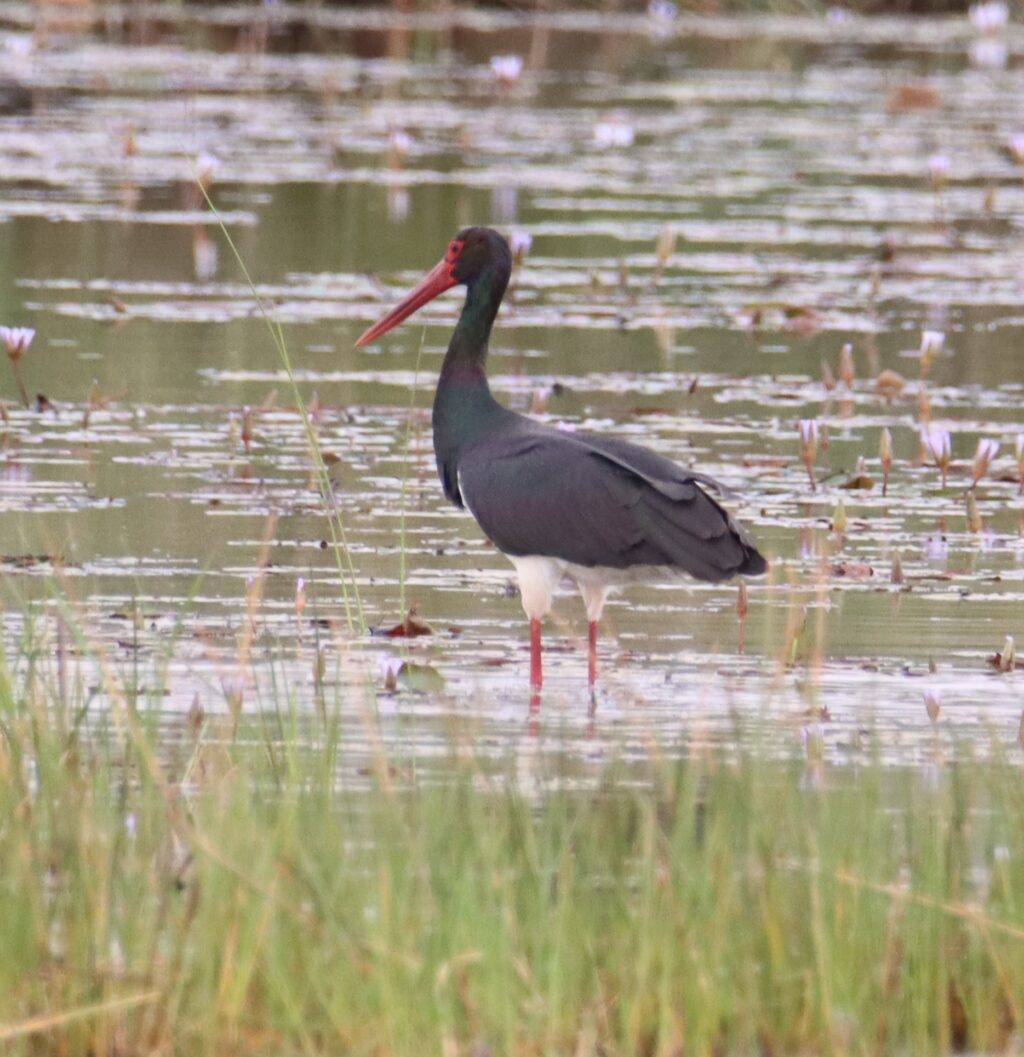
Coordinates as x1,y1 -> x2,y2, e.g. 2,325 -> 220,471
357,227 -> 766,692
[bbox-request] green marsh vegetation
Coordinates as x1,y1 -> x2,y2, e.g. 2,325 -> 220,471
3,611 -> 1024,1056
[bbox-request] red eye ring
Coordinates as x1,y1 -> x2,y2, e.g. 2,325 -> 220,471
445,239 -> 465,264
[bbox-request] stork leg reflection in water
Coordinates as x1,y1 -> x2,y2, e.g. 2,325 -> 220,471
357,228 -> 767,696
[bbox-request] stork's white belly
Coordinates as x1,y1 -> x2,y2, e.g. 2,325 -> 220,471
508,554 -> 674,623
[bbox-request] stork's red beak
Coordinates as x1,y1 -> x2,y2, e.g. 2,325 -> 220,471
355,258 -> 458,347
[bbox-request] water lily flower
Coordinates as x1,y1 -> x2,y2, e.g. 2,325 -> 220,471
388,130 -> 412,158
921,424 -> 952,487
0,326 -> 34,362
509,229 -> 532,264
594,116 -> 635,149
972,438 -> 999,484
1009,134 -> 1024,164
295,577 -> 307,620
928,154 -> 950,190
490,54 -> 523,86
917,331 -> 942,378
647,0 -> 678,36
196,151 -> 219,189
969,0 -> 1008,33
969,35 -> 1007,68
0,326 -> 34,407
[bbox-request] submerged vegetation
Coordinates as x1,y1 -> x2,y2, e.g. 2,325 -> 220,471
2,634 -> 1024,1056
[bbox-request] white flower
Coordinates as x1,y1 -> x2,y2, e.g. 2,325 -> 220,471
920,330 -> 945,355
509,229 -> 533,261
489,55 -> 523,85
0,326 -> 35,361
969,0 -> 1008,33
1009,135 -> 1024,163
975,438 -> 1000,463
594,116 -> 635,149
921,424 -> 952,464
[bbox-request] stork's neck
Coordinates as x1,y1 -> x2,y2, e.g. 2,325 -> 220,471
433,263 -> 511,499
440,263 -> 507,378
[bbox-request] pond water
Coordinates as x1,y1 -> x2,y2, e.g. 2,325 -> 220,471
1,3 -> 1023,771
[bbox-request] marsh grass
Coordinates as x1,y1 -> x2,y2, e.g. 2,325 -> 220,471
3,609 -> 1024,1057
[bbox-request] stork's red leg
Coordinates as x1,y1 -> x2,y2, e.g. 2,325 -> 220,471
588,621 -> 598,687
529,618 -> 543,689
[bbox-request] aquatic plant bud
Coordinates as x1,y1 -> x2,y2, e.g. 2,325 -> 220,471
890,550 -> 904,585
241,405 -> 253,452
489,54 -> 523,86
0,326 -> 35,362
509,229 -> 533,265
655,224 -> 677,268
966,491 -> 983,534
821,359 -> 836,391
924,689 -> 941,723
1000,635 -> 1016,673
838,343 -> 855,388
880,427 -> 893,496
971,438 -> 999,485
921,425 -> 952,487
919,329 -> 945,376
832,498 -> 847,536
798,418 -> 819,490
295,577 -> 307,619
737,582 -> 748,620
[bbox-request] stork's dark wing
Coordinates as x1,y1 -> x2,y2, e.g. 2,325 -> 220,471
456,428 -> 766,583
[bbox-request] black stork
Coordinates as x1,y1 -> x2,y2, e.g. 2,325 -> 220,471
357,227 -> 766,692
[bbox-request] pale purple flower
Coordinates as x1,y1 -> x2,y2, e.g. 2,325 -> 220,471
928,155 -> 950,184
388,130 -> 412,157
969,0 -> 1008,33
798,418 -> 819,451
970,36 -> 1008,68
1009,135 -> 1024,164
0,326 -> 35,361
647,0 -> 677,36
490,54 -> 523,85
921,424 -> 952,465
973,438 -> 1000,483
509,229 -> 533,262
196,152 -> 219,185
594,116 -> 635,149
